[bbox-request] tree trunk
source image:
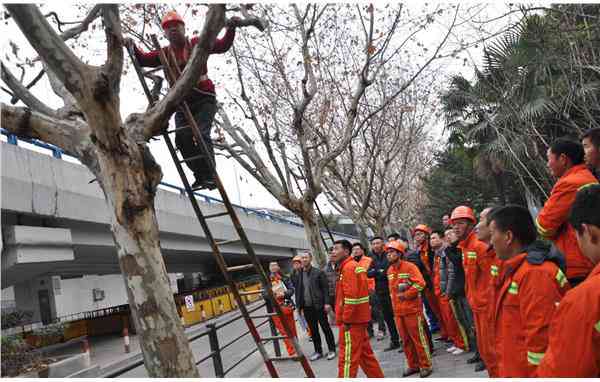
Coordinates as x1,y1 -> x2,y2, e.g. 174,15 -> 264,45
94,145 -> 199,377
357,223 -> 370,248
300,207 -> 327,268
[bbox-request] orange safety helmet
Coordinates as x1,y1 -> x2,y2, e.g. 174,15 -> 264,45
161,11 -> 185,30
384,240 -> 407,254
450,205 -> 476,224
412,224 -> 432,236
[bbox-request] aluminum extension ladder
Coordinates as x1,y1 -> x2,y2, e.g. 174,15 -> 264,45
125,35 -> 315,378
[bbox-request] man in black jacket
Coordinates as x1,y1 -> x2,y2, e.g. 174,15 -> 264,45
367,236 -> 401,351
444,228 -> 477,359
296,252 -> 336,361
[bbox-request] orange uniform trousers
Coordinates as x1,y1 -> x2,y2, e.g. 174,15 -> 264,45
273,305 -> 297,356
424,289 -> 442,331
338,323 -> 384,378
473,309 -> 498,377
438,296 -> 465,350
396,314 -> 432,370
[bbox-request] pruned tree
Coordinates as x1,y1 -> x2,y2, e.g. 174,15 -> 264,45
322,73 -> 438,237
216,3 -> 462,266
1,4 -> 261,377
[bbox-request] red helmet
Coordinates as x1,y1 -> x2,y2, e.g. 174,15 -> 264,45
450,206 -> 476,224
161,11 -> 185,30
384,241 -> 407,254
412,224 -> 432,236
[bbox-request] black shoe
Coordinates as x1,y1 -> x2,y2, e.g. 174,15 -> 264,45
192,178 -> 217,190
474,361 -> 486,372
467,355 -> 481,364
397,347 -> 404,353
384,343 -> 401,351
402,368 -> 419,377
419,368 -> 433,378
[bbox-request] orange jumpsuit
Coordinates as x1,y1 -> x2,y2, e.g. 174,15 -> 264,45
419,242 -> 442,331
388,259 -> 432,370
336,256 -> 384,378
495,253 -> 570,377
433,252 -> 464,350
270,273 -> 298,356
458,231 -> 496,372
537,262 -> 600,377
535,164 -> 597,280
488,254 -> 503,377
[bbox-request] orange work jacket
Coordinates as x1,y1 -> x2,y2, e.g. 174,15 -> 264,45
494,252 -> 570,377
535,164 -> 597,279
458,230 -> 491,312
537,262 -> 600,377
335,256 -> 371,325
356,255 -> 375,292
387,259 -> 426,317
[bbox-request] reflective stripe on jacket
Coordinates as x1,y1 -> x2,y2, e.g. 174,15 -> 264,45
535,164 -> 597,279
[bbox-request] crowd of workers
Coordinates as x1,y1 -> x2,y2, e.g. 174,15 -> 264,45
266,130 -> 600,378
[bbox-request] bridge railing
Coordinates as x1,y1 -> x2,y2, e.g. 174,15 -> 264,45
1,128 -> 357,240
101,300 -> 279,378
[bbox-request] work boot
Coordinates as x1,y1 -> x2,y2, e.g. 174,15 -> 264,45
419,368 -> 433,378
326,351 -> 336,360
402,368 -> 419,377
474,361 -> 486,372
467,354 -> 481,364
384,342 -> 401,351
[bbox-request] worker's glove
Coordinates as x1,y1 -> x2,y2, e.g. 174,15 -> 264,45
227,16 -> 242,28
397,283 -> 409,292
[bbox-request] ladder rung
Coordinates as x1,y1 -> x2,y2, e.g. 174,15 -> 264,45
249,313 -> 278,319
239,289 -> 264,296
179,154 -> 206,163
269,356 -> 302,362
143,66 -> 163,75
227,264 -> 255,272
261,336 -> 288,342
165,125 -> 190,135
203,211 -> 230,219
216,239 -> 241,246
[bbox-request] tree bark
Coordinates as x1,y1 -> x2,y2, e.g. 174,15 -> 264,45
299,206 -> 327,268
93,141 -> 199,377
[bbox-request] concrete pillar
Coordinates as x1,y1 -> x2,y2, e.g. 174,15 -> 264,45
182,273 -> 195,292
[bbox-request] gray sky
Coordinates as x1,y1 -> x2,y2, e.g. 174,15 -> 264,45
1,2 -> 521,213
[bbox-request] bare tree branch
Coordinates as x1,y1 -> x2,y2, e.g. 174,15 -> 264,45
102,5 -> 124,90
6,4 -> 89,98
1,61 -> 56,116
1,103 -> 87,157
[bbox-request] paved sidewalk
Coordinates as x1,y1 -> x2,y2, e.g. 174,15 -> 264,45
246,328 -> 487,378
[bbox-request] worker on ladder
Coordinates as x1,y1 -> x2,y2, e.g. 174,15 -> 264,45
124,11 -> 241,190
266,261 -> 298,357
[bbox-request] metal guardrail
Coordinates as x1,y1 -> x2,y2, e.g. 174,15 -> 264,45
102,300 -> 280,378
1,128 -> 358,240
